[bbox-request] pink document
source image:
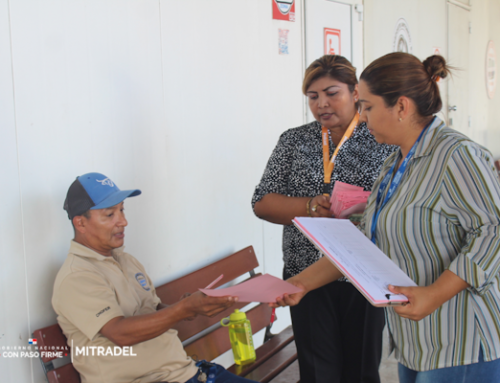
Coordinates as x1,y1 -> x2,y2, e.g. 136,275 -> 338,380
199,273 -> 302,303
330,181 -> 371,218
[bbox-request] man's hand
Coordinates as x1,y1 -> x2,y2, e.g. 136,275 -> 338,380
100,292 -> 237,347
178,293 -> 196,321
182,291 -> 237,318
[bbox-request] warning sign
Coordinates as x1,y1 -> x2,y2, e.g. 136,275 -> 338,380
272,0 -> 295,22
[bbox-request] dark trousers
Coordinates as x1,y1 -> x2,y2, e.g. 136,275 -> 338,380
287,276 -> 385,383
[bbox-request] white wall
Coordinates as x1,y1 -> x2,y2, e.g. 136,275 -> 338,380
363,0 -> 500,157
2,1 -> 500,382
0,0 -> 33,381
472,0 -> 500,156
1,1 -> 305,381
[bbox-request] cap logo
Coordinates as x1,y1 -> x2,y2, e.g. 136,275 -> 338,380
96,178 -> 115,187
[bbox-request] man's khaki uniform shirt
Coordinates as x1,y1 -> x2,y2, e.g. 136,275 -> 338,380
52,241 -> 197,383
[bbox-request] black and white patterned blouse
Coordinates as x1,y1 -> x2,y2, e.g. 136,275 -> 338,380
252,120 -> 397,277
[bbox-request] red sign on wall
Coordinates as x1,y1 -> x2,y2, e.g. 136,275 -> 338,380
324,28 -> 341,55
272,0 -> 295,22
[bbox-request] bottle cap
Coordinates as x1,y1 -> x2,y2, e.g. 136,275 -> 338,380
229,309 -> 247,322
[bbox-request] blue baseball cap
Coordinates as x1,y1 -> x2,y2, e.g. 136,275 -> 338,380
63,172 -> 141,219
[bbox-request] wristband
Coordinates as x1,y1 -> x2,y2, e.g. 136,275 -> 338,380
306,198 -> 313,217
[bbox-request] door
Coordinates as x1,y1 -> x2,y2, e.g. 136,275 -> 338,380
447,2 -> 470,135
304,0 -> 353,122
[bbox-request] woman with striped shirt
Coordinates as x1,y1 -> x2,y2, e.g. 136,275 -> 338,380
273,53 -> 500,383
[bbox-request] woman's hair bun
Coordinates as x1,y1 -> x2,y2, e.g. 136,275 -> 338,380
361,52 -> 452,117
423,55 -> 450,80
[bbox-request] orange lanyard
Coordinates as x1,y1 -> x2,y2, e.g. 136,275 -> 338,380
321,112 -> 360,195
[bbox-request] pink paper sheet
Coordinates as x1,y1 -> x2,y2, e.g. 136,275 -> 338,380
330,181 -> 371,218
200,273 -> 302,303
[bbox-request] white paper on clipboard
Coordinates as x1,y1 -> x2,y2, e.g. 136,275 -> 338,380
293,217 -> 417,307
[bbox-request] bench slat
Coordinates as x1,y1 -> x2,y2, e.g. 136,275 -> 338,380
157,246 -> 261,342
173,274 -> 263,342
156,246 -> 259,305
176,302 -> 248,343
268,360 -> 300,383
46,364 -> 81,383
33,324 -> 70,363
227,326 -> 294,377
35,246 -> 299,382
243,341 -> 298,383
184,303 -> 272,362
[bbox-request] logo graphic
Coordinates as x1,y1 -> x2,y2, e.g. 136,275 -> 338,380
135,273 -> 151,291
275,0 -> 293,14
272,0 -> 295,22
96,178 -> 115,187
0,337 -> 69,359
96,306 -> 111,318
486,40 -> 497,99
74,346 -> 137,357
393,18 -> 413,54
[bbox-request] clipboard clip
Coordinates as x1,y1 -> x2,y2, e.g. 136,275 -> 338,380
385,293 -> 408,306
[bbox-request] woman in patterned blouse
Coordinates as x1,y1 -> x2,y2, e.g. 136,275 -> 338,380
273,53 -> 500,383
252,55 -> 396,383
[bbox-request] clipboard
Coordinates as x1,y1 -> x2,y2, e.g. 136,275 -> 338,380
293,217 -> 416,307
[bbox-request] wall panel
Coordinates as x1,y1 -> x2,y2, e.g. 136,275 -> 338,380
152,0 -> 305,283
485,0 -> 500,157
9,0 -> 165,333
3,2 -> 304,378
0,0 -> 33,380
364,0 -> 499,157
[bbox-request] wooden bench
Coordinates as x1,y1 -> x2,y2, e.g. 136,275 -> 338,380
34,246 -> 299,383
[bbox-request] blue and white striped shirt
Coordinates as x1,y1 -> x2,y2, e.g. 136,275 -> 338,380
362,117 -> 500,371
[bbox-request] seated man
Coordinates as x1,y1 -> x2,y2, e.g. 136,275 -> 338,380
52,172 -> 256,383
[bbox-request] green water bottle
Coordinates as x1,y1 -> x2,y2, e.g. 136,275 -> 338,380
221,309 -> 256,365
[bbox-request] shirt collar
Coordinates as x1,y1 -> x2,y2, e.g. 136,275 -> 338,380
412,116 -> 446,159
69,240 -> 124,262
